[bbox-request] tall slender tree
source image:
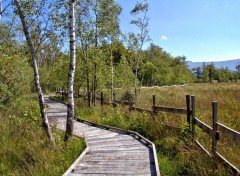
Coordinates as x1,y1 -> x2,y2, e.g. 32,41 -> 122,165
65,0 -> 76,141
75,0 -> 121,105
130,0 -> 150,98
13,0 -> 55,145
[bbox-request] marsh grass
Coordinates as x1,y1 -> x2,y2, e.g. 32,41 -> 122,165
73,83 -> 239,175
0,95 -> 85,176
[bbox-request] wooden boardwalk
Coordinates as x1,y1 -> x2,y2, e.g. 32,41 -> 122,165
45,96 -> 160,176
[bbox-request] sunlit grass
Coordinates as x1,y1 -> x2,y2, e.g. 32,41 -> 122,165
0,95 -> 85,176
73,83 -> 240,175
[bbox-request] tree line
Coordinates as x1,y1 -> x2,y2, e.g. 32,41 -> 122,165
0,0 -> 200,144
191,63 -> 240,83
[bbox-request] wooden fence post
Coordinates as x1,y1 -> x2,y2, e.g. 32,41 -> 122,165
191,95 -> 196,140
129,94 -> 133,111
186,95 -> 191,131
152,95 -> 156,115
113,92 -> 116,107
101,92 -> 103,106
212,101 -> 218,155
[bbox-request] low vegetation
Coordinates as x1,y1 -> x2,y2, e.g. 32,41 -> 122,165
0,95 -> 85,176
70,83 -> 240,176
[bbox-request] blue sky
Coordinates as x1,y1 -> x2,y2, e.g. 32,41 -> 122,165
116,0 -> 240,62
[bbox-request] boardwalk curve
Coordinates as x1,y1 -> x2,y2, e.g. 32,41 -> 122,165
45,96 -> 160,176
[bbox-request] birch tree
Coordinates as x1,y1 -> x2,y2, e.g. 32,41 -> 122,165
102,0 -> 122,102
91,0 -> 121,102
64,0 -> 76,141
130,0 -> 150,98
13,0 -> 55,145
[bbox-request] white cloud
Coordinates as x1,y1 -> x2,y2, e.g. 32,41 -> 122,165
160,35 -> 168,40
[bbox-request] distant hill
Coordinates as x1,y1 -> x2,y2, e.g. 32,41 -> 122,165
187,59 -> 240,71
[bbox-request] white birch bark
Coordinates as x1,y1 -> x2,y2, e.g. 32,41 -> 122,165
14,0 -> 55,145
65,0 -> 76,140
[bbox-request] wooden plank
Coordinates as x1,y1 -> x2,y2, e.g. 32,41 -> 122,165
73,166 -> 151,175
73,122 -> 101,130
216,152 -> 240,175
195,118 -> 213,135
89,140 -> 142,147
114,100 -> 133,106
91,145 -> 148,151
90,146 -> 147,152
80,128 -> 115,135
195,140 -> 211,157
73,170 -> 151,175
75,164 -> 151,171
73,127 -> 105,134
130,107 -> 153,114
70,174 -> 150,176
89,149 -> 149,154
89,138 -> 146,145
88,140 -> 141,147
90,143 -> 146,149
83,155 -> 150,161
63,147 -> 90,176
217,122 -> 240,143
86,133 -> 119,140
75,118 -> 130,135
87,151 -> 150,156
87,137 -> 136,145
77,159 -> 150,167
74,131 -> 113,138
86,135 -> 131,143
152,142 -> 160,176
81,130 -> 115,138
154,106 -> 187,114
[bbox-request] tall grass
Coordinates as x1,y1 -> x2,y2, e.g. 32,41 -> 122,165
0,95 -> 85,176
73,83 -> 240,175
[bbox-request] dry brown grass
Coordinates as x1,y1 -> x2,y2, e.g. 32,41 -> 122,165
74,83 -> 240,175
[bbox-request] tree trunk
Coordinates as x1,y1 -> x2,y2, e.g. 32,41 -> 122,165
14,0 -> 55,145
111,51 -> 114,102
134,52 -> 140,98
92,63 -> 97,106
65,0 -> 76,141
0,0 -> 2,21
86,65 -> 91,107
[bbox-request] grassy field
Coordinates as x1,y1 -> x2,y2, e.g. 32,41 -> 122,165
73,83 -> 240,176
0,95 -> 86,176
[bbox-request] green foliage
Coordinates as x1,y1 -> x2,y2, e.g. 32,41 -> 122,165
140,44 -> 192,86
130,0 -> 149,15
192,63 -> 237,83
39,53 -> 69,92
115,56 -> 135,91
0,95 -> 85,176
0,41 -> 32,105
